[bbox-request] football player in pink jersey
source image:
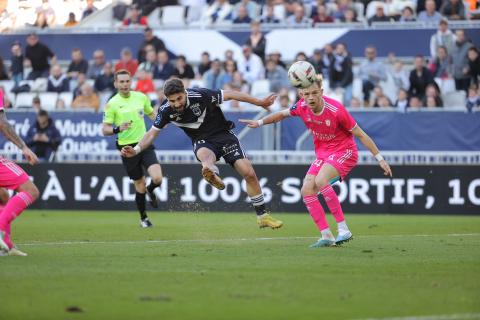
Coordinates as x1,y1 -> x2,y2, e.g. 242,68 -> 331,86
240,77 -> 392,247
0,89 -> 40,256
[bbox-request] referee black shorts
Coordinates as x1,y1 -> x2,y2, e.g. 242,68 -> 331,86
117,143 -> 159,181
193,130 -> 246,166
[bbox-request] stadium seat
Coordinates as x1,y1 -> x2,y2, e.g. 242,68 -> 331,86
442,91 -> 466,108
39,92 -> 59,110
435,77 -> 456,94
14,92 -> 36,108
153,79 -> 164,90
186,6 -> 205,24
147,8 -> 162,28
59,92 -> 73,109
354,2 -> 365,21
31,78 -> 48,92
161,6 -> 186,26
273,4 -> 286,20
251,80 -> 271,97
325,2 -> 338,15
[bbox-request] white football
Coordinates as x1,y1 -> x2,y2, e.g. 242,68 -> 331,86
288,61 -> 317,89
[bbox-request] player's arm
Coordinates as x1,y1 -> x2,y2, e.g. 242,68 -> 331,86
102,121 -> 132,136
239,109 -> 290,128
223,90 -> 276,111
351,125 -> 392,177
0,111 -> 39,165
121,127 -> 160,158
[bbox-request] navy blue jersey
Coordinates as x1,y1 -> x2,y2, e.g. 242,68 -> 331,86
153,88 -> 234,141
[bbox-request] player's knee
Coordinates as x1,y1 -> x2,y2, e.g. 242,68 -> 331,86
152,175 -> 162,185
242,168 -> 257,182
301,184 -> 316,197
315,178 -> 329,189
26,183 -> 40,200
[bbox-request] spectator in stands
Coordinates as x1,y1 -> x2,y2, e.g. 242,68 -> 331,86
389,60 -> 410,92
416,0 -> 443,14
87,50 -> 106,80
10,42 -> 23,85
73,73 -> 87,99
467,47 -> 480,87
229,71 -> 249,93
409,96 -> 423,108
341,8 -> 358,23
64,12 -> 78,27
312,4 -> 334,24
234,0 -> 259,21
440,0 -> 466,20
223,59 -> 237,85
260,5 -> 280,24
417,0 -> 443,24
429,19 -> 456,59
137,49 -> 157,74
151,88 -> 165,108
429,46 -> 453,79
154,50 -> 175,80
224,49 -> 234,62
452,29 -> 474,92
82,0 -> 98,20
377,95 -> 393,108
0,57 -> 8,80
370,86 -> 387,107
466,85 -> 480,112
322,43 -> 334,80
394,88 -> 409,112
368,5 -> 392,25
203,59 -> 227,91
197,52 -> 212,77
173,55 -> 195,80
72,83 -> 100,111
238,45 -> 264,83
137,27 -> 166,63
399,6 -> 416,22
67,48 -> 89,79
135,70 -> 155,94
295,52 -> 308,61
287,4 -> 310,25
25,110 -> 61,162
265,59 -> 290,92
424,83 -> 443,107
233,5 -> 252,24
269,51 -> 287,70
35,0 -> 55,27
94,62 -> 115,92
245,21 -> 266,62
33,11 -> 49,29
123,5 -> 148,27
409,55 -> 435,99
350,97 -> 362,108
309,49 -> 324,75
0,6 -> 15,32
115,48 -> 138,76
333,0 -> 355,20
277,90 -> 291,110
203,0 -> 233,25
25,33 -> 56,80
32,96 -> 42,113
47,65 -> 69,93
329,42 -> 353,106
358,46 -> 387,106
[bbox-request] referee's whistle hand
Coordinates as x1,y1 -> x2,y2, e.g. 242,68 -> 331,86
119,121 -> 132,132
121,146 -> 135,158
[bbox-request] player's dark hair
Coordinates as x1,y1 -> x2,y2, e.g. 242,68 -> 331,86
38,109 -> 48,117
114,69 -> 131,81
163,78 -> 185,97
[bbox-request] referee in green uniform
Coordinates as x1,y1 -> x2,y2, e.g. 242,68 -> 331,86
102,69 -> 163,228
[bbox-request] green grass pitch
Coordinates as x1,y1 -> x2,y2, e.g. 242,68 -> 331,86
1,211 -> 479,320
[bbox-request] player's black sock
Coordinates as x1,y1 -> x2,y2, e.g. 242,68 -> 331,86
147,181 -> 160,194
135,192 -> 147,220
250,194 -> 267,216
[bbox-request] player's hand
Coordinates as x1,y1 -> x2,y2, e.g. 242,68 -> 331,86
22,146 -> 39,165
119,121 -> 132,132
258,94 -> 276,110
239,119 -> 260,128
121,146 -> 136,158
379,160 -> 392,177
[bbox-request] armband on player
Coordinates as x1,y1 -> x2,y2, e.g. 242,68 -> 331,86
113,126 -> 121,134
375,153 -> 384,162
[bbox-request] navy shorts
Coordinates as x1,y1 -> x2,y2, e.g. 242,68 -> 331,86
193,131 -> 246,166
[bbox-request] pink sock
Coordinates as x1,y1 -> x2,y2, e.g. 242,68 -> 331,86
303,195 -> 329,231
0,192 -> 35,232
320,185 -> 345,223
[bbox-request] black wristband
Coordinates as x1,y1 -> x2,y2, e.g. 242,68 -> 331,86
113,126 -> 120,134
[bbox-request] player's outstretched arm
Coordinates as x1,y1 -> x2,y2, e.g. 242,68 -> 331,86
121,127 -> 160,158
352,125 -> 392,177
239,109 -> 291,128
0,111 -> 39,165
223,90 -> 276,111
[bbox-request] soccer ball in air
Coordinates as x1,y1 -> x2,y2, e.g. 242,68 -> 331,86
288,61 -> 317,89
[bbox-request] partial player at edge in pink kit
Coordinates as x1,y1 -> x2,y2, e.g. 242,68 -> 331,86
240,77 -> 392,248
0,88 -> 40,256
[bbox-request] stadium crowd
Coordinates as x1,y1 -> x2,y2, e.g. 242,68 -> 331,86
0,1 -> 479,112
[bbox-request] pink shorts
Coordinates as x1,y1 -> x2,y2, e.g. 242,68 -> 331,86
0,156 -> 29,190
307,148 -> 358,179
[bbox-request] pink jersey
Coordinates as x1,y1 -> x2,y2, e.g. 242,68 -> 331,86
0,89 -> 4,110
289,95 -> 357,158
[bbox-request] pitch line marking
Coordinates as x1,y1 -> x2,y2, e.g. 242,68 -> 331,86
354,312 -> 480,320
18,233 -> 480,247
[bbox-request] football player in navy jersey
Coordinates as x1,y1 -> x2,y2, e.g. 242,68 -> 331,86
122,78 -> 283,229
